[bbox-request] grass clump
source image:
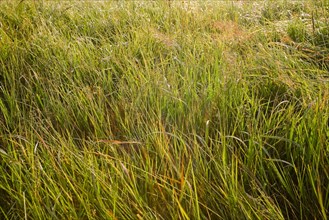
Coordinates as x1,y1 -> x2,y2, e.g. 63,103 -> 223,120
0,0 -> 328,219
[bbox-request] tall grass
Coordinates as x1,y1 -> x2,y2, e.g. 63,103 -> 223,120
0,0 -> 328,219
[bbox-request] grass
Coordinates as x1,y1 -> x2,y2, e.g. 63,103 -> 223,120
0,0 -> 328,219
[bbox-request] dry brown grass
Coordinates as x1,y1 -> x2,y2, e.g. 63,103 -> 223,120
150,28 -> 179,48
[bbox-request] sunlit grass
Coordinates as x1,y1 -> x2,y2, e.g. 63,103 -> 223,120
0,0 -> 328,219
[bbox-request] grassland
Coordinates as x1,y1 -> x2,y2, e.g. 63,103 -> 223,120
0,0 -> 328,219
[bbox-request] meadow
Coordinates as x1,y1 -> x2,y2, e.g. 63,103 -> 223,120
0,0 -> 328,219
